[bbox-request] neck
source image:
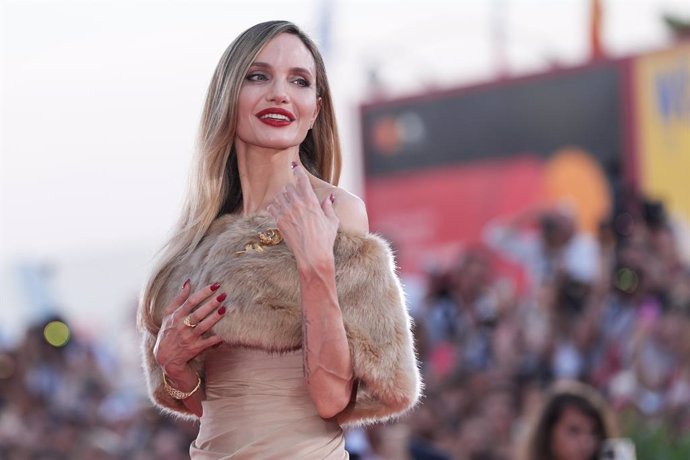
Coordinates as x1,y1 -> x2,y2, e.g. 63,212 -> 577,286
236,143 -> 301,216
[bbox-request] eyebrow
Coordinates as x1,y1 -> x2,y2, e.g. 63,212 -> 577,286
250,61 -> 314,77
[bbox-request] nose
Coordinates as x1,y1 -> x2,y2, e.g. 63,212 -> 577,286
267,78 -> 289,104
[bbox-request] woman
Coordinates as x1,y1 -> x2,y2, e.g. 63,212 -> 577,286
519,380 -> 618,460
137,20 -> 421,459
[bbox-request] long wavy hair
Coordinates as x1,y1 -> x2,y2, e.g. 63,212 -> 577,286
138,20 -> 342,334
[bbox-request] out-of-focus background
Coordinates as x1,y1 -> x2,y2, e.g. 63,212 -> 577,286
1,0 -> 689,458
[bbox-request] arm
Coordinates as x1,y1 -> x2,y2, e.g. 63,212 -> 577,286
267,165 -> 366,418
298,192 -> 369,418
298,253 -> 355,418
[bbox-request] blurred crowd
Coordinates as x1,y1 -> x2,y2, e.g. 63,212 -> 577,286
0,319 -> 198,459
352,188 -> 690,459
2,188 -> 690,459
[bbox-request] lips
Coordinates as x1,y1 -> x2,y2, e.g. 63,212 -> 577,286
256,108 -> 296,127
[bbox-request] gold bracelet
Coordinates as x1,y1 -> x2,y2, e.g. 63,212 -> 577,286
163,371 -> 201,400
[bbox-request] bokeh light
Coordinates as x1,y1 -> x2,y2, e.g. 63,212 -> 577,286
615,267 -> 640,294
43,320 -> 70,347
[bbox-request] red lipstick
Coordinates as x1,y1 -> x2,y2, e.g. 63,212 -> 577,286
255,108 -> 295,127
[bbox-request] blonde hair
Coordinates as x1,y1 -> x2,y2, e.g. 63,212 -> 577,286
138,20 -> 342,334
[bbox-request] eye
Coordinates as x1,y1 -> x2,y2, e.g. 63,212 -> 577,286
293,77 -> 311,88
567,426 -> 583,436
246,72 -> 268,82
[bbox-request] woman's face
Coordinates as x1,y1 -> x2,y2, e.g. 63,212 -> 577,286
550,406 -> 600,460
235,33 -> 321,152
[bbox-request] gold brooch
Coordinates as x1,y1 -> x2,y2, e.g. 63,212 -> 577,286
236,228 -> 283,255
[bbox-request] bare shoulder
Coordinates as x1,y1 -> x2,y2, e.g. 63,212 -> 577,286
310,177 -> 369,235
331,188 -> 369,235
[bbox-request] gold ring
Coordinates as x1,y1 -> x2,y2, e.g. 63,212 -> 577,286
183,315 -> 197,328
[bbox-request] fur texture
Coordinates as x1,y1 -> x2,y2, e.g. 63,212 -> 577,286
142,212 -> 422,426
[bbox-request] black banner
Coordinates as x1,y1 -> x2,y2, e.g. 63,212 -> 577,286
361,63 -> 622,177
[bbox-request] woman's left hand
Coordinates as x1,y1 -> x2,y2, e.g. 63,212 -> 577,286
267,163 -> 354,418
266,163 -> 338,268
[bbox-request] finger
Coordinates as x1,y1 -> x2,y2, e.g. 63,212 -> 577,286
266,202 -> 276,216
291,163 -> 311,194
164,278 -> 191,315
198,335 -> 224,351
321,192 -> 337,219
266,199 -> 285,222
185,292 -> 227,329
284,183 -> 299,203
195,304 -> 227,335
275,189 -> 290,207
178,282 -> 221,315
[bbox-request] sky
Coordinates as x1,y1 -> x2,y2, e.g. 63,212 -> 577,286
0,0 -> 689,342
1,0 -> 688,259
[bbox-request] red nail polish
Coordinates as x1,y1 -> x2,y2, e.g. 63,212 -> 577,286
218,306 -> 226,315
291,161 -> 298,169
210,283 -> 221,292
329,193 -> 335,204
216,293 -> 227,302
183,279 -> 190,289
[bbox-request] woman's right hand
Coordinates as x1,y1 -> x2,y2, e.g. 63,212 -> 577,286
153,281 -> 227,377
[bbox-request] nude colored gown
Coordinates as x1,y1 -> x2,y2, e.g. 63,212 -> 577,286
189,345 -> 349,459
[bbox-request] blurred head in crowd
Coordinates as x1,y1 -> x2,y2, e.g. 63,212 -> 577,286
520,380 -> 616,460
540,210 -> 575,250
642,199 -> 667,231
426,268 -> 454,302
452,248 -> 492,302
554,275 -> 591,318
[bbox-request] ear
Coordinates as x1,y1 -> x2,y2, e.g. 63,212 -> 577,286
311,96 -> 322,127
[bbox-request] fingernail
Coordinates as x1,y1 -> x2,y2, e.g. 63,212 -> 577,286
183,279 -> 190,290
329,193 -> 335,204
290,161 -> 298,170
210,283 -> 221,292
216,293 -> 227,302
218,306 -> 226,315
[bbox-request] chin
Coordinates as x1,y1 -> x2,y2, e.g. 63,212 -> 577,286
237,132 -> 308,152
258,136 -> 307,151
262,141 -> 300,151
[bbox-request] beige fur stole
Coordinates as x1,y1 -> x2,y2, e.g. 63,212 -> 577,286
141,212 -> 422,426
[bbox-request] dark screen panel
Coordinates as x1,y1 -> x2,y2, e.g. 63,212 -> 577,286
362,63 -> 622,177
